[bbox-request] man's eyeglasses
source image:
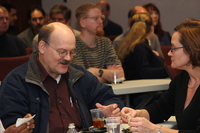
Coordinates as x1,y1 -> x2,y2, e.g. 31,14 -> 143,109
170,46 -> 185,52
43,40 -> 76,57
85,15 -> 105,21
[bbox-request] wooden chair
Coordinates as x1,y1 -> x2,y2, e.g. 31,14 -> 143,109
0,55 -> 30,81
161,45 -> 171,65
26,48 -> 33,55
166,65 -> 182,80
106,35 -> 118,41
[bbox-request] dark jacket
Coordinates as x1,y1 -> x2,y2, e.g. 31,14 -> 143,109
0,52 -> 124,133
123,39 -> 168,80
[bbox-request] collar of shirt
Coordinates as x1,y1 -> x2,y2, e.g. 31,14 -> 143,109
36,57 -> 61,83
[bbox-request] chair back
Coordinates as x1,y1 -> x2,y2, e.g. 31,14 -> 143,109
161,45 -> 171,65
166,65 -> 182,80
106,35 -> 118,41
0,55 -> 30,81
26,48 -> 33,55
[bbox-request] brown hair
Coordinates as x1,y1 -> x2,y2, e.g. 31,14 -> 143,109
38,24 -> 55,43
174,19 -> 200,67
75,3 -> 101,23
143,3 -> 165,42
50,4 -> 71,21
116,13 -> 152,63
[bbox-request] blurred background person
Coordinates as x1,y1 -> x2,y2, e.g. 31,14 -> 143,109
72,3 -> 124,83
0,6 -> 26,57
113,6 -> 163,57
17,5 -> 46,48
96,0 -> 123,39
116,12 -> 168,80
143,3 -> 171,46
32,4 -> 80,52
1,3 -> 21,36
116,13 -> 168,108
49,4 -> 80,35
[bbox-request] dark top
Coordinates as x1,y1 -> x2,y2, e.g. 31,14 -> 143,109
6,25 -> 21,36
122,39 -> 168,80
0,33 -> 26,57
104,19 -> 123,37
145,71 -> 200,133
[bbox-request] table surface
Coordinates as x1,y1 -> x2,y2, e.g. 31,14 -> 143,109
111,78 -> 171,95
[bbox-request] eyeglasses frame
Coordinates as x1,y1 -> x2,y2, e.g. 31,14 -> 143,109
170,46 -> 186,52
42,40 -> 76,57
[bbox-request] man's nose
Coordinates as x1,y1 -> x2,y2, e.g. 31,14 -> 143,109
3,18 -> 8,23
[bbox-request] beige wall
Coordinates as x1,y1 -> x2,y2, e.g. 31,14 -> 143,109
42,0 -> 200,35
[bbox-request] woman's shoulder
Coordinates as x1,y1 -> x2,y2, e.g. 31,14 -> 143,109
135,40 -> 150,49
171,70 -> 189,83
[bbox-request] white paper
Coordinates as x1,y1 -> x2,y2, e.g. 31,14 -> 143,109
0,120 -> 5,133
16,114 -> 36,127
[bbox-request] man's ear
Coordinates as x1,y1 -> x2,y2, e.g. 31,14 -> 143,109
80,18 -> 86,28
38,41 -> 46,54
66,19 -> 71,25
107,9 -> 110,17
28,20 -> 31,25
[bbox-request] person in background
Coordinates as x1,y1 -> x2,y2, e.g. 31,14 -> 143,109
72,3 -> 125,83
0,6 -> 26,57
116,13 -> 168,109
96,0 -> 123,38
1,3 -> 21,35
143,3 -> 171,46
0,22 -> 124,133
32,4 -> 80,52
121,19 -> 200,133
49,4 -> 80,36
113,6 -> 163,57
0,114 -> 35,133
17,5 -> 46,48
116,13 -> 168,80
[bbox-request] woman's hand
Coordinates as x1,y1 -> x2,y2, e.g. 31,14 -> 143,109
129,117 -> 158,133
121,107 -> 138,123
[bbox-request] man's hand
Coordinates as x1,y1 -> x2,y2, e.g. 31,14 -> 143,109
4,114 -> 35,133
96,103 -> 121,117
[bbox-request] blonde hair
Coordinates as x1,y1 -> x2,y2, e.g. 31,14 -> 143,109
116,13 -> 152,63
0,6 -> 8,12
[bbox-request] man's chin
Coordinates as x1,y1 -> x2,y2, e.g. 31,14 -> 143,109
96,29 -> 104,36
58,69 -> 68,75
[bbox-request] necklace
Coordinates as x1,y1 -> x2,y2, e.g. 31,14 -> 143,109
188,80 -> 200,88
